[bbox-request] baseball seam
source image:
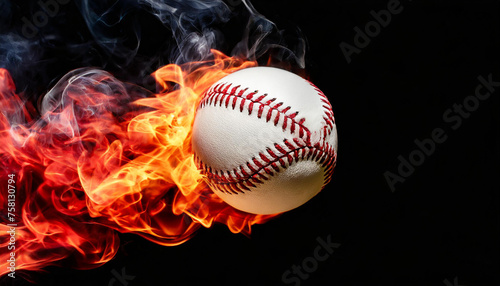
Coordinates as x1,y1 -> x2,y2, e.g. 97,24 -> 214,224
307,80 -> 335,138
195,80 -> 336,195
199,82 -> 312,141
195,140 -> 336,195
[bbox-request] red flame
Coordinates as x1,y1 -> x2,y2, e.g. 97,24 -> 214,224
0,50 -> 279,278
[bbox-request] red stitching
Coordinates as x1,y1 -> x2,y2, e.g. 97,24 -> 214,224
199,82 -> 311,140
196,139 -> 337,195
307,80 -> 335,137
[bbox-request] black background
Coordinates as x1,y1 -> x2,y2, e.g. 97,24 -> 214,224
1,0 -> 499,285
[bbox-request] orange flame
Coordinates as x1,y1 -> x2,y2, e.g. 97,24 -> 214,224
0,50 -> 278,278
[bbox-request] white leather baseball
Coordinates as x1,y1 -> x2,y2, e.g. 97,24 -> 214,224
192,67 -> 337,215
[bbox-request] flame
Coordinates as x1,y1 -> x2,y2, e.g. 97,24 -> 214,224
0,50 -> 278,278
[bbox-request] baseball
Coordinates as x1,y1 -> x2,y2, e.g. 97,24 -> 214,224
192,67 -> 338,215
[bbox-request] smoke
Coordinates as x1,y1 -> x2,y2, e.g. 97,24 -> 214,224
232,0 -> 306,67
0,0 -> 306,97
77,0 -> 142,67
139,0 -> 307,66
139,0 -> 230,63
0,33 -> 41,94
37,68 -> 149,142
